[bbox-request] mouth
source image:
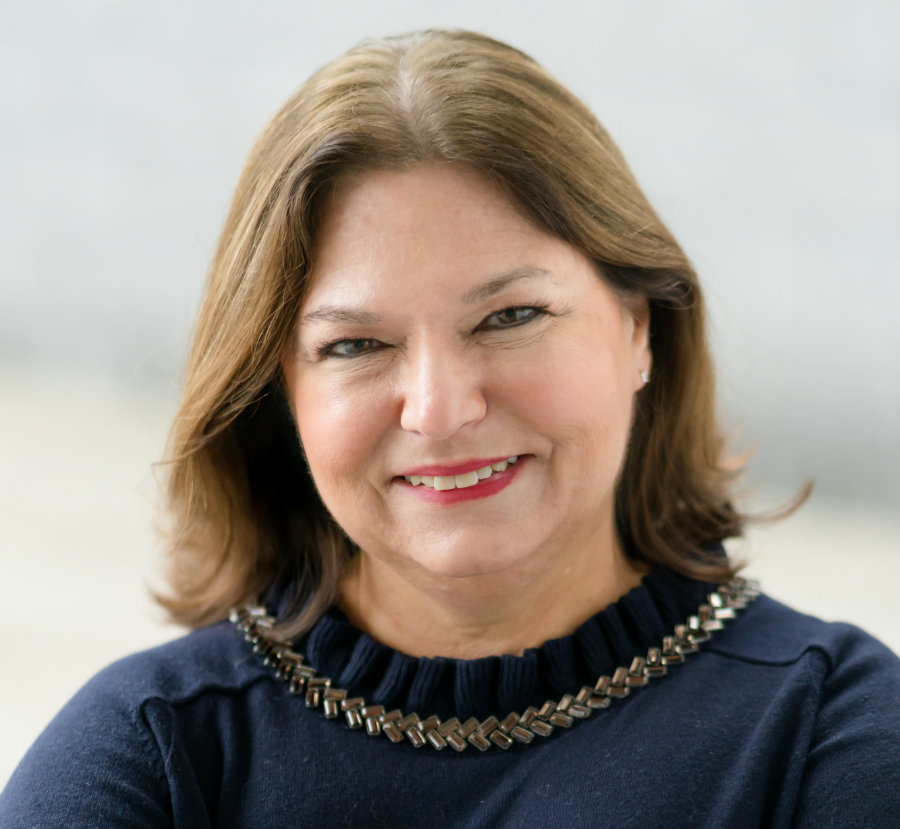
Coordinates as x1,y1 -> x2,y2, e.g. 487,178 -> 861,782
401,456 -> 520,491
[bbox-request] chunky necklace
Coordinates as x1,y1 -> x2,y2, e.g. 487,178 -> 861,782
231,576 -> 759,752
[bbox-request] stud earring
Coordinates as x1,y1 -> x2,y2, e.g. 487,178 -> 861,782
640,370 -> 649,385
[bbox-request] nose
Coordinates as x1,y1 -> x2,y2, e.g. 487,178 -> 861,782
399,338 -> 487,439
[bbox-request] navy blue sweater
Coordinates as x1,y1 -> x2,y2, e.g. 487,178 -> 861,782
1,569 -> 898,828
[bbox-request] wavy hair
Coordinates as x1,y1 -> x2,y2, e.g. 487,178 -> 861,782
158,29 -> 747,636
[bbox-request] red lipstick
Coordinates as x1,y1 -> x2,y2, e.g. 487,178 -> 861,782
396,456 -> 527,505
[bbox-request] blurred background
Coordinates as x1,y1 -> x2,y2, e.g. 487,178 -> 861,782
1,0 -> 897,788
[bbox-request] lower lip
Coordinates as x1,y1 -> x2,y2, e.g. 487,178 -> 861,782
396,458 -> 527,505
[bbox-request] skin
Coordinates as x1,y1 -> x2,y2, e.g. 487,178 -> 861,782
282,163 -> 652,659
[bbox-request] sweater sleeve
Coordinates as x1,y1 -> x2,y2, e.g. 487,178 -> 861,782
0,665 -> 174,828
791,626 -> 900,829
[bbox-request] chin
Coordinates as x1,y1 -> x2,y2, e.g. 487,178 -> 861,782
410,544 -> 534,582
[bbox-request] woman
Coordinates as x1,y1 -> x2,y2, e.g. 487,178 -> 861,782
1,29 -> 897,829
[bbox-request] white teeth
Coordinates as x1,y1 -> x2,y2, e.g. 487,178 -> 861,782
403,457 -> 521,490
455,471 -> 479,489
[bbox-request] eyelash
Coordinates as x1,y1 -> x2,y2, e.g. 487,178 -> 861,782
477,304 -> 550,330
315,304 -> 551,359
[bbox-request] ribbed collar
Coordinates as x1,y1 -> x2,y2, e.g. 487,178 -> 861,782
288,569 -> 711,721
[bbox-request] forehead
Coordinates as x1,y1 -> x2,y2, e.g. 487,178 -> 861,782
302,163 -> 568,303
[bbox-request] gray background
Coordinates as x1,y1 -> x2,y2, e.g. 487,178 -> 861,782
2,0 -> 897,501
1,0 -> 897,788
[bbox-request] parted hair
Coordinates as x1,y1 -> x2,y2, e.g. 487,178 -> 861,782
158,29 -> 744,636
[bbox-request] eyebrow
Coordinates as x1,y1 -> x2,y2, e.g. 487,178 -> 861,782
300,266 -> 556,325
461,266 -> 556,304
300,306 -> 382,325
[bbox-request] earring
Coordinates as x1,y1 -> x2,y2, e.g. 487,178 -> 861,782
640,370 -> 649,385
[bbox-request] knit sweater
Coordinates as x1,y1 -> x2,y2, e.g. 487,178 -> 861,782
1,569 -> 897,828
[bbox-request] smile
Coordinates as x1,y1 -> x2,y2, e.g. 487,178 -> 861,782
403,457 -> 520,491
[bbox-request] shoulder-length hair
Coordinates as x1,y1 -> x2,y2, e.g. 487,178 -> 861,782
158,29 -> 745,636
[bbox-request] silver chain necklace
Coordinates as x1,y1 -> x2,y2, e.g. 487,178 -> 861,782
231,576 -> 759,752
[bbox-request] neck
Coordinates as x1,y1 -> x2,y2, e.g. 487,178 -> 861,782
337,534 -> 647,660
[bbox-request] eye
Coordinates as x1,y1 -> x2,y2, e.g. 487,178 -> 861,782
318,338 -> 383,358
478,305 -> 548,330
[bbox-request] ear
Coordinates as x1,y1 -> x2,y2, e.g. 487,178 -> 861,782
622,294 -> 652,388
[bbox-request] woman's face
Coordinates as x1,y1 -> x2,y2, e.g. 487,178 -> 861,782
283,164 -> 650,588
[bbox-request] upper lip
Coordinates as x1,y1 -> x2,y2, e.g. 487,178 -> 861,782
397,456 -> 519,477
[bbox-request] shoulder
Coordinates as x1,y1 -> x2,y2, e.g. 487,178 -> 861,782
711,592 -> 899,675
0,621 -> 267,827
708,593 -> 899,828
85,619 -> 269,709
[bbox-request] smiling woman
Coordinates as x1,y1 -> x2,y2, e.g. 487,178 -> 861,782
283,164 -> 652,657
1,28 -> 897,829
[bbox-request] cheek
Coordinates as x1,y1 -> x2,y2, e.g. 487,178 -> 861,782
492,342 -> 634,439
290,375 -> 394,492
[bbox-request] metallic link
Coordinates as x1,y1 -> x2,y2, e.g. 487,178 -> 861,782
661,637 -> 685,665
687,614 -> 711,641
699,605 -> 724,632
645,647 -> 667,677
382,722 -> 404,743
557,694 -> 575,712
467,732 -> 491,751
277,652 -> 301,679
418,715 -> 440,733
520,707 -> 538,727
457,717 -> 479,738
673,624 -> 698,650
446,732 -> 468,752
490,730 -> 514,749
510,725 -> 535,743
323,688 -> 347,701
529,720 -> 554,737
499,713 -> 519,733
232,575 -> 758,752
568,703 -> 591,719
537,701 -> 556,720
405,728 -> 427,748
425,730 -> 448,750
626,657 -> 648,686
438,718 -> 461,737
477,716 -> 499,736
608,666 -> 630,697
396,713 -> 419,731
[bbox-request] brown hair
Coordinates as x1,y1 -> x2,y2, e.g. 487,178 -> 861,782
158,29 -> 745,636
